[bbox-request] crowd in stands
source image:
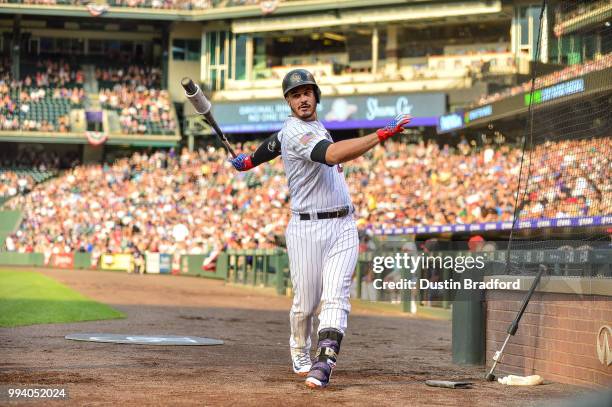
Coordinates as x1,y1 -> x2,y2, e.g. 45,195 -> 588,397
348,140 -> 521,229
1,0 -> 282,9
100,86 -> 175,135
4,146 -> 286,261
95,66 -> 161,89
0,0 -> 70,4
0,172 -> 34,201
25,59 -> 84,88
97,66 -> 175,135
2,59 -> 173,135
0,150 -> 76,202
520,138 -> 611,219
108,0 -> 211,8
0,59 -> 84,132
4,136 -> 609,258
0,150 -> 80,170
0,61 -> 18,130
475,52 -> 612,106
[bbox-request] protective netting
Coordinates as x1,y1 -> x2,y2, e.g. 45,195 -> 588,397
506,0 -> 611,278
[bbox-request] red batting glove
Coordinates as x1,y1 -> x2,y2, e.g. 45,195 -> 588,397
376,114 -> 412,142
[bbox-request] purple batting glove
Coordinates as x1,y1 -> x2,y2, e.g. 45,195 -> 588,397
230,153 -> 254,171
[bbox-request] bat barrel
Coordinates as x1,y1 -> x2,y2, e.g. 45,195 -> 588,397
181,77 -> 235,158
183,79 -> 212,115
181,77 -> 198,95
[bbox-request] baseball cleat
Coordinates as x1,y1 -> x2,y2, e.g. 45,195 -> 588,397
305,328 -> 342,388
291,352 -> 312,376
305,361 -> 332,388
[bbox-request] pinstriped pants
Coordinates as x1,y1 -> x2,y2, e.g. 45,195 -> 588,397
285,214 -> 359,354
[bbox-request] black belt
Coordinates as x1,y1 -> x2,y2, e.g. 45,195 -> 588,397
299,206 -> 351,221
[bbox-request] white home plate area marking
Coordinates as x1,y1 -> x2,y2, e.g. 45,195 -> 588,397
65,333 -> 224,346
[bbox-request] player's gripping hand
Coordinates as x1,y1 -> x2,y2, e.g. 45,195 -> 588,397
229,153 -> 254,171
376,113 -> 412,142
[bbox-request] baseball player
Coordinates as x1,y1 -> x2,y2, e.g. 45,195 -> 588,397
230,69 -> 411,388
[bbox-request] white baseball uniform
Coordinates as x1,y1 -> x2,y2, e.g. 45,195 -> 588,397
278,116 -> 359,355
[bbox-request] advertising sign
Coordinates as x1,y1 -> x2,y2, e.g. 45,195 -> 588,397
464,105 -> 492,123
159,254 -> 172,274
524,78 -> 585,106
203,93 -> 445,133
49,253 -> 74,269
146,252 -> 160,274
100,254 -> 133,272
373,215 -> 612,236
437,112 -> 464,133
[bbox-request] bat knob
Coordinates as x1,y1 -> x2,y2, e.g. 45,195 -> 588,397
485,373 -> 496,382
181,77 -> 198,95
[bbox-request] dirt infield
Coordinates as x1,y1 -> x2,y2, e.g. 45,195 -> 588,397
0,268 -> 586,406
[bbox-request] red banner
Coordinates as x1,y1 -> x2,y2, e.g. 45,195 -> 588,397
50,253 -> 74,269
260,0 -> 278,15
86,4 -> 109,17
85,131 -> 107,146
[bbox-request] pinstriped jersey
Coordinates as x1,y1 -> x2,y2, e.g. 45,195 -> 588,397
279,116 -> 352,213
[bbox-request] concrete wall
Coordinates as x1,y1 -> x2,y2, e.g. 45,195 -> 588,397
168,22 -> 203,102
0,210 -> 22,251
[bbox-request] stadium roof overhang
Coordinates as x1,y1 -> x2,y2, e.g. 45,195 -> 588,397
553,2 -> 612,36
437,67 -> 612,135
0,0 -> 502,23
231,0 -> 502,33
0,0 -> 424,22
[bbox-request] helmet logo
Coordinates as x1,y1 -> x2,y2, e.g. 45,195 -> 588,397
290,72 -> 303,83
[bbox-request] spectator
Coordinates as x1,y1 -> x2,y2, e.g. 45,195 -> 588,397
97,67 -> 175,135
473,53 -> 612,107
0,59 -> 83,132
3,137 -> 609,258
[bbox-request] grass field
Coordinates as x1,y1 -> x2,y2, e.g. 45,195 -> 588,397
0,269 -> 124,327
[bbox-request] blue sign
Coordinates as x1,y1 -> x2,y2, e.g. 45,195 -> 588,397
371,215 -> 612,236
464,105 -> 492,123
525,78 -> 586,106
437,112 -> 464,133
541,78 -> 585,102
159,254 -> 172,274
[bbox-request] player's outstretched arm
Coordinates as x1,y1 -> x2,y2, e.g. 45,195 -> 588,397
230,132 -> 281,171
324,114 -> 411,165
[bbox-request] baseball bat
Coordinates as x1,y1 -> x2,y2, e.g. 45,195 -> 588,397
485,264 -> 547,381
181,77 -> 237,158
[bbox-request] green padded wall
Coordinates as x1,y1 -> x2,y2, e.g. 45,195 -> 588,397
0,210 -> 22,252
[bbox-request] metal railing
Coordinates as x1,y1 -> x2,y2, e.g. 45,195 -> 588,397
222,248 -> 290,295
